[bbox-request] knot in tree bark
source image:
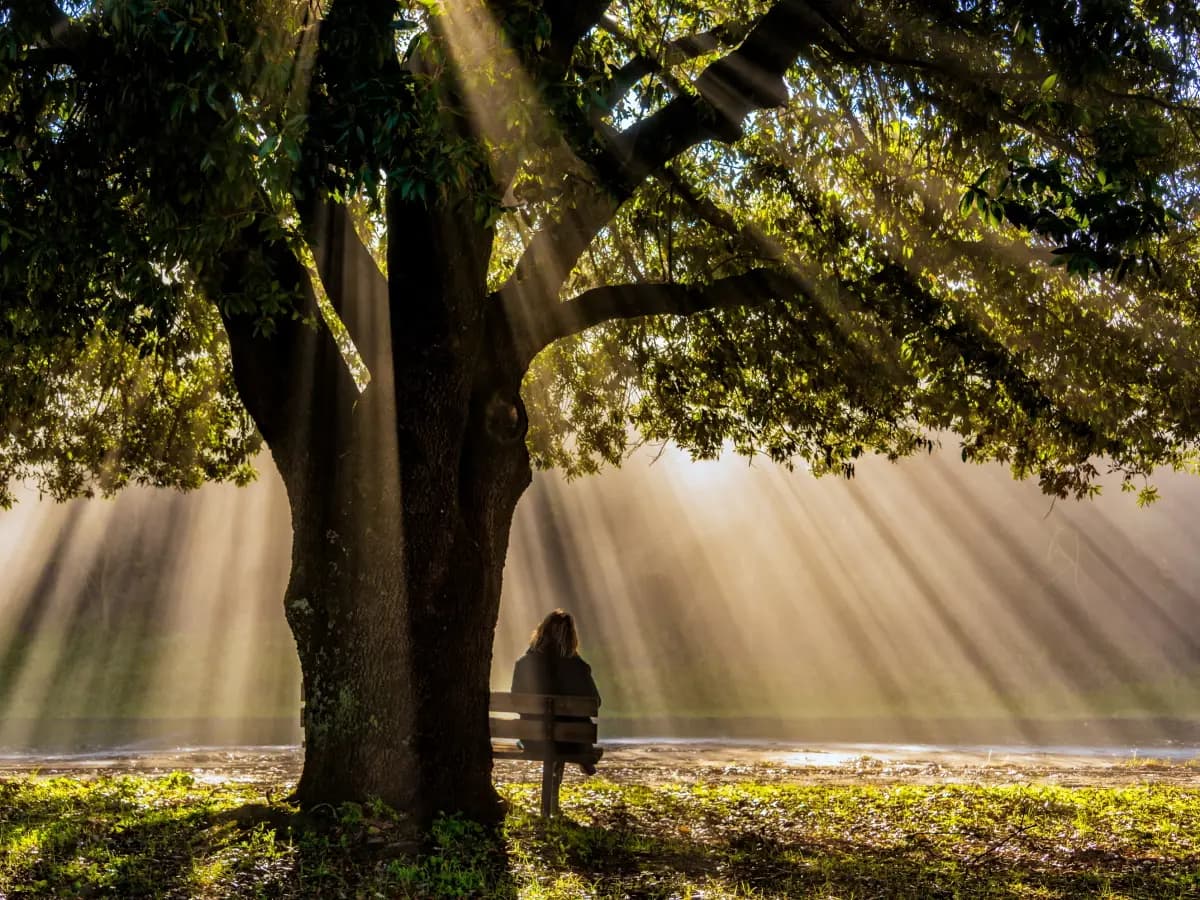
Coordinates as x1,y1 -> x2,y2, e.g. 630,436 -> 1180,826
483,392 -> 527,444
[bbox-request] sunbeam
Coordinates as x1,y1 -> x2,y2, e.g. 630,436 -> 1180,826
2,437 -> 1200,753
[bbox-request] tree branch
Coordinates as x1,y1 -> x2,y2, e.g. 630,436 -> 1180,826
498,0 -> 827,344
11,0 -> 68,40
9,0 -> 91,60
209,217 -> 359,482
513,268 -> 805,365
303,198 -> 391,377
596,20 -> 754,110
535,0 -> 614,72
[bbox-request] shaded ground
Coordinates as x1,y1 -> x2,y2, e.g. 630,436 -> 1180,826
2,768 -> 1199,898
1,741 -> 1197,789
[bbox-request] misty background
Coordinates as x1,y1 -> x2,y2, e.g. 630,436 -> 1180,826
1,445 -> 1198,751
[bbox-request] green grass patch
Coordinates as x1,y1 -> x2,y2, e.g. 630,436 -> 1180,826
0,775 -> 1197,898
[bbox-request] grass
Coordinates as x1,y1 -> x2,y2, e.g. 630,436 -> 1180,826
0,774 -> 1198,898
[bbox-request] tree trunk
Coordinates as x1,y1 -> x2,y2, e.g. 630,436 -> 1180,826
280,376 -> 532,828
216,200 -> 529,829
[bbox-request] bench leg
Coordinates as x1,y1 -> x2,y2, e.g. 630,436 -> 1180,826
540,758 -> 556,818
553,760 -> 566,816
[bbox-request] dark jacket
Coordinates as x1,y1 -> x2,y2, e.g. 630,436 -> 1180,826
511,651 -> 601,704
510,651 -> 601,757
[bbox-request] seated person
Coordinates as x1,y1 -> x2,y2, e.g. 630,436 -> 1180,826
511,608 -> 603,776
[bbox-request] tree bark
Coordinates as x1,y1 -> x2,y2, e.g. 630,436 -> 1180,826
217,197 -> 535,827
276,361 -> 531,827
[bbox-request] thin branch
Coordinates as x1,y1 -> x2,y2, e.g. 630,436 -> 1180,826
597,20 -> 753,109
597,16 -> 693,106
805,0 -> 1049,84
9,46 -> 76,67
657,166 -> 787,262
966,823 -> 1036,868
515,268 -> 805,363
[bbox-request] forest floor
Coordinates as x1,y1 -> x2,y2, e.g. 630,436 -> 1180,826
0,743 -> 1197,898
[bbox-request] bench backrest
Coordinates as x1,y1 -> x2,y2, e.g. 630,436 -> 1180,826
489,692 -> 599,746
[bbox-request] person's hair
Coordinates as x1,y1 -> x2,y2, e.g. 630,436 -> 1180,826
528,609 -> 580,657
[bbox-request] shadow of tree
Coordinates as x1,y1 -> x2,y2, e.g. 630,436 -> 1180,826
0,789 -> 214,898
0,788 -> 518,899
520,810 -> 1198,899
201,802 -> 519,899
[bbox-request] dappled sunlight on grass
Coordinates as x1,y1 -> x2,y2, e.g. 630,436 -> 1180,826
508,780 -> 1200,898
0,772 -> 1196,897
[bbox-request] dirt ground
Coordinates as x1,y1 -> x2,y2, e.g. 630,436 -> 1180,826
1,742 -> 1197,790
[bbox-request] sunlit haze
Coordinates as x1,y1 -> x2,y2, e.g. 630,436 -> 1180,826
1,448 -> 1197,752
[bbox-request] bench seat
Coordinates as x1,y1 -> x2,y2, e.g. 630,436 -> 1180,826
489,691 -> 600,816
491,743 -> 598,763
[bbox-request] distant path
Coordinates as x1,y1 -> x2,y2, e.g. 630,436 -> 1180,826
1,742 -> 1198,788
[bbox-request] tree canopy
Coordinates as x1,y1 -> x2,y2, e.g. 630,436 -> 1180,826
2,0 -> 1199,503
5,0 -> 1200,824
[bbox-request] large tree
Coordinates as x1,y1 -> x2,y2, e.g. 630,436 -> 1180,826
2,0 -> 1198,826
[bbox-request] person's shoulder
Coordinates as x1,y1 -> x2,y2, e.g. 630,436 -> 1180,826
515,650 -> 550,667
568,654 -> 593,671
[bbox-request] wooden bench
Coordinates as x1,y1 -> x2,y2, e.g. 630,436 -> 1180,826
490,691 -> 601,817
